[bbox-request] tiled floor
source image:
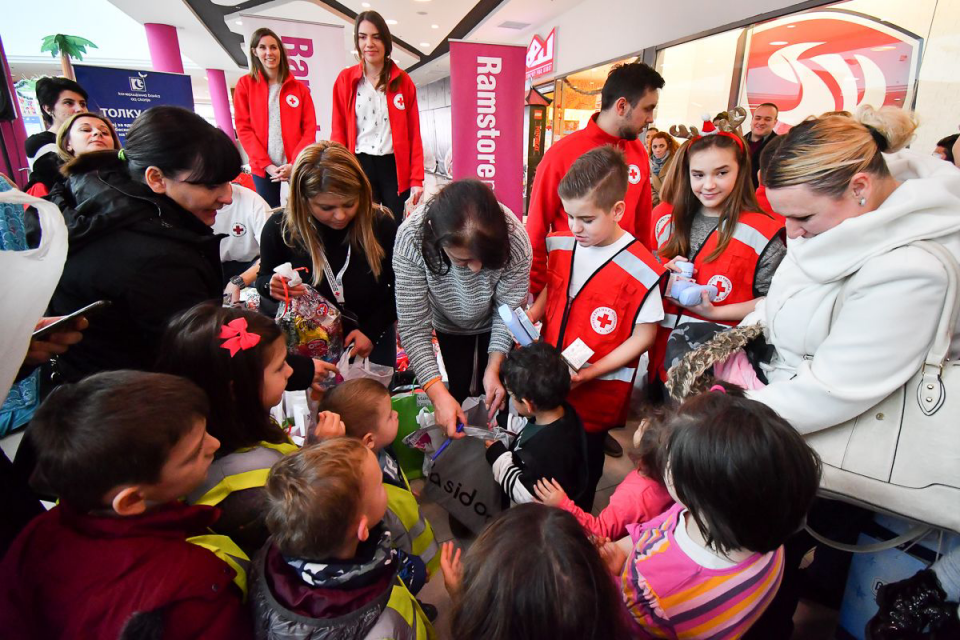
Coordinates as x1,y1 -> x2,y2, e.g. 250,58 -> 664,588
411,421 -> 840,640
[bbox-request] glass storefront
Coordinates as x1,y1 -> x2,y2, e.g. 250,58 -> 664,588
546,0 -> 957,154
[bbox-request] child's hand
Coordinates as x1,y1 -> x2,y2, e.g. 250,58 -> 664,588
598,539 -> 629,576
663,256 -> 694,274
676,289 -> 717,318
440,541 -> 463,596
310,360 -> 340,395
312,411 -> 346,441
534,478 -> 568,507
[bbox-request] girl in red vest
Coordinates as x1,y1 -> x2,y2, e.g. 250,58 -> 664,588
651,121 -> 785,386
331,11 -> 424,219
234,27 -> 317,208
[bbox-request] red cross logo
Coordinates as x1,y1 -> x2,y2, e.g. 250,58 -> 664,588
590,306 -> 618,335
231,223 -> 247,237
707,275 -> 733,302
393,93 -> 405,110
628,164 -> 642,184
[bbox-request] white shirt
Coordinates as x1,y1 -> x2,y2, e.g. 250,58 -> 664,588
673,509 -> 739,569
354,76 -> 394,156
569,232 -> 665,324
212,184 -> 270,263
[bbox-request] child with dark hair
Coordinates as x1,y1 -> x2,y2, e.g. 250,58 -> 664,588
0,371 -> 252,640
251,439 -> 434,639
318,379 -> 440,595
534,414 -> 673,540
604,387 -> 821,639
156,302 -> 343,555
527,145 -> 666,508
440,503 -> 632,640
485,342 -> 589,508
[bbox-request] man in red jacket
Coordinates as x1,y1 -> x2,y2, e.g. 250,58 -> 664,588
0,371 -> 253,640
526,62 -> 663,457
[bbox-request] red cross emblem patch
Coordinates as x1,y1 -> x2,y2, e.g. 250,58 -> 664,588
285,94 -> 299,108
707,275 -> 733,302
231,222 -> 247,237
627,164 -> 642,184
393,94 -> 405,110
590,306 -> 618,335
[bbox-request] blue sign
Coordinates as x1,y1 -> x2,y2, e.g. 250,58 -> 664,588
73,65 -> 194,144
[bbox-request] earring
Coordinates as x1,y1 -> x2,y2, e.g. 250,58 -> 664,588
859,197 -> 866,206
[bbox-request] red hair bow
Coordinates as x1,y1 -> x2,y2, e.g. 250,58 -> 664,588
219,318 -> 261,357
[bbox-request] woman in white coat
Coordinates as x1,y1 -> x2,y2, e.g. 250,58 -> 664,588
745,106 -> 960,434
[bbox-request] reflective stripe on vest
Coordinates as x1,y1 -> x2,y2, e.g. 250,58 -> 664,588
188,441 -> 299,507
384,468 -> 439,575
656,219 -> 674,248
731,223 -> 774,256
612,250 -> 663,290
660,312 -> 679,329
546,235 -> 576,252
187,533 -> 251,597
594,365 -> 638,384
363,577 -> 436,640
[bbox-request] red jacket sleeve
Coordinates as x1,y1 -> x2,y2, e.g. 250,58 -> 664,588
330,71 -> 348,147
405,79 -> 425,188
233,77 -> 270,175
292,84 -> 317,160
526,152 -> 565,295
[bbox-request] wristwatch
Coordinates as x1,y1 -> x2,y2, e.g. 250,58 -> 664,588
229,275 -> 246,288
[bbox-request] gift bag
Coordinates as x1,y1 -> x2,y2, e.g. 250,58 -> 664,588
390,387 -> 434,480
338,351 -> 394,388
273,263 -> 344,389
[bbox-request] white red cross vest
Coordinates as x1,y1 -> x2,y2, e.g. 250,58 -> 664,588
650,210 -> 784,381
543,232 -> 665,431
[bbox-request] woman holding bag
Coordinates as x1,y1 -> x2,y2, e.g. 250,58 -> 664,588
256,141 -> 398,368
331,11 -> 424,218
234,27 -> 317,208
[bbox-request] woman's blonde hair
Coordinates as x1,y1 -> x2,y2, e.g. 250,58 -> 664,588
56,112 -> 121,161
764,105 -> 917,198
284,141 -> 392,284
248,28 -> 291,84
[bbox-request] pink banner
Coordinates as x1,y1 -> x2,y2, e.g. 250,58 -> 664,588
450,41 -> 526,217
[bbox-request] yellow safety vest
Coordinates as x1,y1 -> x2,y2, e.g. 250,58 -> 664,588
187,533 -> 251,598
188,440 -> 299,507
383,466 -> 440,577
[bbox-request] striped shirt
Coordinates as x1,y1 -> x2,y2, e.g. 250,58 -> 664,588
393,204 -> 532,383
621,504 -> 783,639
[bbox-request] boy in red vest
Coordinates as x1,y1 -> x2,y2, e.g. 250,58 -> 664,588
0,371 -> 252,640
528,146 -> 666,508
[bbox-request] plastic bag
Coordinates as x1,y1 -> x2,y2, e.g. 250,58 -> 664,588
337,350 -> 394,388
273,262 -> 344,389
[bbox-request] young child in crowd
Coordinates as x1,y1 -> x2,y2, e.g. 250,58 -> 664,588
534,414 -> 673,540
527,145 -> 666,507
251,438 -> 434,639
485,342 -> 589,508
604,385 -> 821,639
0,371 -> 252,640
439,503 -> 631,640
650,120 -> 785,384
319,379 -> 440,595
156,302 -> 344,556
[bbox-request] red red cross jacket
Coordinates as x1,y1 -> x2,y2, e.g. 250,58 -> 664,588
650,210 -> 785,380
542,232 -> 665,431
233,74 -> 317,178
331,63 -> 424,194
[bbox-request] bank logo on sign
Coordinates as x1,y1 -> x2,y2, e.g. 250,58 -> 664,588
129,77 -> 146,92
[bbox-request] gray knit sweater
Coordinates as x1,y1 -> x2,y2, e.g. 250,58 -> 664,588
393,205 -> 532,383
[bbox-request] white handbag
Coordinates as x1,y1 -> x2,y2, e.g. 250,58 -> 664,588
804,241 -> 960,534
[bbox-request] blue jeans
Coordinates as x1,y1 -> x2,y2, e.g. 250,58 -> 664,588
251,173 -> 282,208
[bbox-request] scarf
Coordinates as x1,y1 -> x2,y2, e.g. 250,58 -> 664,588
286,526 -> 395,589
650,150 -> 670,177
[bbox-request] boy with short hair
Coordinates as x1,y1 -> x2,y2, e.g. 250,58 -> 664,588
252,438 -> 435,639
528,145 -> 666,509
0,371 -> 252,640
318,379 -> 440,596
485,342 -> 589,508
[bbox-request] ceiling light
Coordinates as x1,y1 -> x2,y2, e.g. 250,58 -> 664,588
386,19 -> 398,25
361,2 -> 370,7
770,41 -> 789,45
420,42 -> 430,48
431,24 -> 439,29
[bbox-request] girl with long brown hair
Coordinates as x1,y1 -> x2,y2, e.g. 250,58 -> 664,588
649,123 -> 785,385
234,27 -> 317,208
256,141 -> 399,367
331,10 -> 425,219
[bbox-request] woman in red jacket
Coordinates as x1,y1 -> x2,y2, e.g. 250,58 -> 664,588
331,11 -> 424,218
234,27 -> 317,207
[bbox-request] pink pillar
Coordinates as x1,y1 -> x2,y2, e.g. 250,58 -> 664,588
0,34 -> 29,189
206,68 -> 235,138
144,23 -> 184,74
